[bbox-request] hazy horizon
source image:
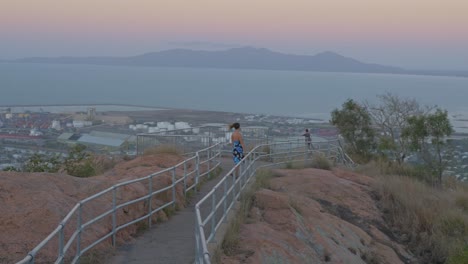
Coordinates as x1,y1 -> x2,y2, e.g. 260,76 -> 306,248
1,0 -> 467,71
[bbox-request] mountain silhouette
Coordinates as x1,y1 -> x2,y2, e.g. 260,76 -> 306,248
13,47 -> 468,77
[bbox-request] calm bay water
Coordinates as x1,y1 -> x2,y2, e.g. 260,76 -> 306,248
1,62 -> 468,120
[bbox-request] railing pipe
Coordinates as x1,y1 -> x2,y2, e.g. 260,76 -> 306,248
194,138 -> 351,264
148,176 -> 153,228
16,140 -> 346,264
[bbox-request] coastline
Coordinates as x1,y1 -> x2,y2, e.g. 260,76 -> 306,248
0,104 -> 167,113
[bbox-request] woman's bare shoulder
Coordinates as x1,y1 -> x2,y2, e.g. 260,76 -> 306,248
232,131 -> 242,139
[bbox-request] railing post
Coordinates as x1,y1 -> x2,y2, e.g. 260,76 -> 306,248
207,148 -> 211,174
239,162 -> 243,182
269,143 -> 273,162
112,186 -> 117,246
289,141 -> 292,161
136,135 -> 139,155
211,188 -> 216,241
195,214 -> 201,264
219,142 -> 222,160
76,203 -> 82,258
148,176 -> 153,228
236,170 -> 241,202
183,161 -> 187,195
172,167 -> 176,209
247,154 -> 251,179
58,224 -> 64,263
196,152 -> 200,189
223,179 -> 227,222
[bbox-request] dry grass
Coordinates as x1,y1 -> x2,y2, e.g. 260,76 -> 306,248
373,174 -> 468,263
355,158 -> 433,183
283,153 -> 332,171
79,247 -> 116,264
311,153 -> 332,170
218,169 -> 274,260
142,145 -> 182,156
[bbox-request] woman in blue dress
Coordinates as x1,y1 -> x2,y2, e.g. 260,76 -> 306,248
229,122 -> 245,165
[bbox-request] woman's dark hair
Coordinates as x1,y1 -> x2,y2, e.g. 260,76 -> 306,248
229,122 -> 240,130
305,129 -> 309,132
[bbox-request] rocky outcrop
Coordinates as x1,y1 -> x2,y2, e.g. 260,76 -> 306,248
221,168 -> 414,264
0,154 -> 192,263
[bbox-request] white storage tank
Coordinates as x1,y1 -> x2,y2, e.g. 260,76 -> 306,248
157,122 -> 171,129
136,124 -> 146,130
148,127 -> 160,133
73,120 -> 85,128
175,122 -> 190,130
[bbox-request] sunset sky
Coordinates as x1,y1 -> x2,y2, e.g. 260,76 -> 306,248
1,0 -> 467,70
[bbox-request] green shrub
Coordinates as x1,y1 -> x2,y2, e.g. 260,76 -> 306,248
64,144 -> 98,177
448,247 -> 468,264
23,153 -> 61,173
2,166 -> 20,172
66,160 -> 96,177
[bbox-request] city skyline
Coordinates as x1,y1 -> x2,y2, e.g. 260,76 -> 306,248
1,0 -> 467,70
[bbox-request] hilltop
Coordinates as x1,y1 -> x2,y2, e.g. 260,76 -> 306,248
219,168 -> 413,264
3,153 -> 468,263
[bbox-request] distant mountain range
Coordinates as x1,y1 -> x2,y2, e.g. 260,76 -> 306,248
11,47 -> 468,78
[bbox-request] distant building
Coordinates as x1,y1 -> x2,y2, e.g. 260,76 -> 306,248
29,129 -> 43,136
87,107 -> 96,120
51,120 -> 61,130
58,131 -> 134,151
73,120 -> 92,128
77,134 -> 126,149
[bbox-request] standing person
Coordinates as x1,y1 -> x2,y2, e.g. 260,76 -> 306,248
303,128 -> 312,150
230,122 -> 245,165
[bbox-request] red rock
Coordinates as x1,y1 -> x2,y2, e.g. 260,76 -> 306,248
0,153 -> 192,263
221,168 -> 413,264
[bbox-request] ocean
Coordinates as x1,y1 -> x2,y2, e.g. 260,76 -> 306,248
1,62 -> 468,122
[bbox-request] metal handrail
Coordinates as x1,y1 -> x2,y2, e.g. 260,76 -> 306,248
16,143 -> 223,264
194,139 -> 352,264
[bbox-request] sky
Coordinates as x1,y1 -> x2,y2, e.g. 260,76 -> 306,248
1,0 -> 467,70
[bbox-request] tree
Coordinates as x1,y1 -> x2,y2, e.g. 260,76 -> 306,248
64,144 -> 97,177
402,108 -> 453,185
331,99 -> 376,160
366,93 -> 429,164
